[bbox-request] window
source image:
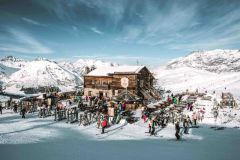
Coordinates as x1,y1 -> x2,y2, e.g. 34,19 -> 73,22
140,80 -> 144,87
88,91 -> 92,96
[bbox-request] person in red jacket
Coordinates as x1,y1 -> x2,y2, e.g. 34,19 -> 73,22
101,118 -> 107,134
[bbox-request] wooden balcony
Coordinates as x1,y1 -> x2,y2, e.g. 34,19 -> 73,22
86,84 -> 111,90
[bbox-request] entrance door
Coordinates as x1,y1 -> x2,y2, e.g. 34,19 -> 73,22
99,91 -> 103,99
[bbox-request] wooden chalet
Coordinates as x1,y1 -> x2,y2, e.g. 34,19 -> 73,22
83,66 -> 160,101
221,92 -> 237,107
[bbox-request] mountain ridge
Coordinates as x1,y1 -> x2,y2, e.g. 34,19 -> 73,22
166,49 -> 240,73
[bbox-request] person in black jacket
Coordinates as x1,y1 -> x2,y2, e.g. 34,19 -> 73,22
175,121 -> 181,140
21,107 -> 26,118
0,103 -> 2,114
183,117 -> 189,134
13,104 -> 18,113
151,119 -> 156,135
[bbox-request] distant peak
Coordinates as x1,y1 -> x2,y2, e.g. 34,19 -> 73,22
35,57 -> 50,61
167,49 -> 240,73
1,56 -> 23,62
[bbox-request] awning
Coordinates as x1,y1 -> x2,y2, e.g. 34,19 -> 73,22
114,90 -> 141,102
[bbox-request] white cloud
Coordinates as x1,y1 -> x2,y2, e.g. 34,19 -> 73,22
116,1 -> 199,46
22,17 -> 47,27
90,27 -> 104,35
116,26 -> 142,43
0,29 -> 53,54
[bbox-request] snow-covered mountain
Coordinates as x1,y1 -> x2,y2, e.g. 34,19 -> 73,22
4,59 -> 83,94
0,56 -> 29,69
167,49 -> 240,73
155,49 -> 240,98
59,59 -> 118,77
0,63 -> 19,79
155,66 -> 240,97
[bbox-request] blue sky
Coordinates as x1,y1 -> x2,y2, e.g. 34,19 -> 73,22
0,0 -> 240,65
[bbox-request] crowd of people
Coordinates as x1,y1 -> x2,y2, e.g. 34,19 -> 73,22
1,91 -> 226,140
140,94 -> 207,140
79,96 -> 129,134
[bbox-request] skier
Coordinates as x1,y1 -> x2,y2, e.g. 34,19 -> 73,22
13,104 -> 18,113
151,116 -> 157,135
186,103 -> 190,110
0,103 -> 2,114
141,106 -> 145,117
167,95 -> 172,104
101,118 -> 107,134
183,116 -> 189,134
151,121 -> 155,135
118,102 -> 122,112
190,103 -> 193,111
192,112 -> 197,126
213,108 -> 219,124
178,95 -> 182,103
108,106 -> 114,125
187,115 -> 192,126
173,97 -> 177,104
97,112 -> 102,128
21,107 -> 26,118
122,102 -> 126,111
175,121 -> 181,140
142,114 -> 147,122
148,117 -> 152,133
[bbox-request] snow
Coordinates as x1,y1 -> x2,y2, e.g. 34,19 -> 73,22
0,56 -> 29,69
2,97 -> 239,145
87,65 -> 145,76
0,110 -> 59,144
0,95 -> 10,102
0,108 -> 206,144
155,66 -> 240,98
167,49 -> 240,72
3,60 -> 82,93
0,63 -> 19,84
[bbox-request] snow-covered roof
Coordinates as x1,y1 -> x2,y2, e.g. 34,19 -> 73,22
0,95 -> 10,102
86,65 -> 146,76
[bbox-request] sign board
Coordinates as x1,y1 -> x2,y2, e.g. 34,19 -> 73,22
121,77 -> 129,88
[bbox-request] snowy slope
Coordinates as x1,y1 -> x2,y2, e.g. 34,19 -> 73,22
0,63 -> 19,80
167,49 -> 240,73
155,49 -> 240,98
5,60 -> 82,93
155,66 -> 240,98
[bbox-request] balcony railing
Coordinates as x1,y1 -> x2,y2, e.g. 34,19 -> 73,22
89,84 -> 111,90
